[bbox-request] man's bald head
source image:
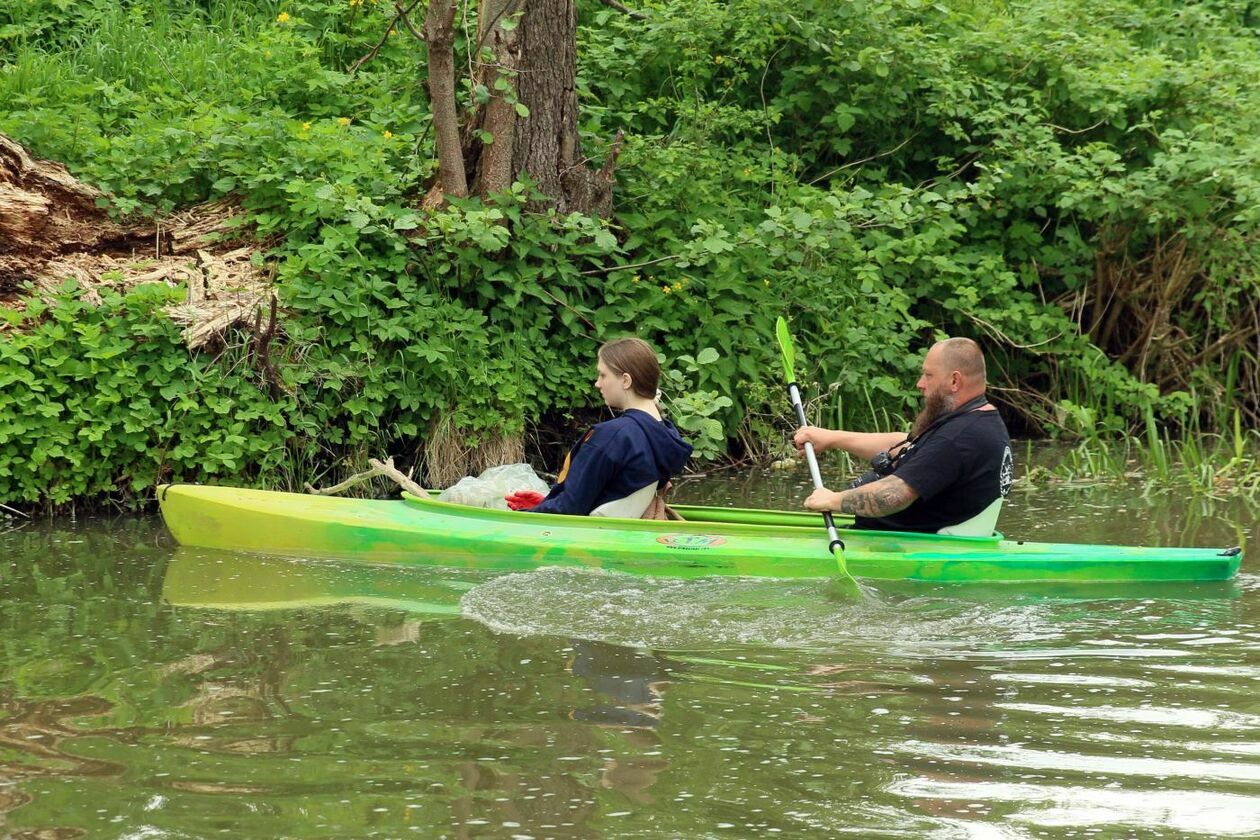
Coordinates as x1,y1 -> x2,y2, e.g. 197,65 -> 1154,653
933,337 -> 987,386
913,338 -> 990,435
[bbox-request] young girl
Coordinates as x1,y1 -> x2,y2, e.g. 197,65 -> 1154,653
507,338 -> 693,517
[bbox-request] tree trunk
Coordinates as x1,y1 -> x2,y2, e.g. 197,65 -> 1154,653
423,0 -> 468,201
425,0 -> 619,216
471,0 -> 521,198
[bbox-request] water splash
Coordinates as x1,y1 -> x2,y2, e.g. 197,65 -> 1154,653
458,566 -> 1077,653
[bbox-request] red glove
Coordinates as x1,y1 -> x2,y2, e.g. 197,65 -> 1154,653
505,490 -> 546,511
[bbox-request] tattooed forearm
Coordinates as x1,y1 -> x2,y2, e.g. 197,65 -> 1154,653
837,476 -> 917,517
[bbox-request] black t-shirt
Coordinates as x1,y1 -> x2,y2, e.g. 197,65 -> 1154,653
855,408 -> 1013,533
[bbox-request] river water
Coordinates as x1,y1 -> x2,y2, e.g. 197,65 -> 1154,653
1,467 -> 1257,838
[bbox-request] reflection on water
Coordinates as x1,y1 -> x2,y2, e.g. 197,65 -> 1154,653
162,548 -> 470,615
0,467 -> 1256,837
569,640 -> 671,730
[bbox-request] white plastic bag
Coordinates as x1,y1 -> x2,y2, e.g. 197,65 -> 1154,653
436,463 -> 550,509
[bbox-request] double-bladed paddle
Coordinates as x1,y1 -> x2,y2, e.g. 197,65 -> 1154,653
775,317 -> 861,598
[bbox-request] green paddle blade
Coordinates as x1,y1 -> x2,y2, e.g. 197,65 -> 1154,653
775,317 -> 796,383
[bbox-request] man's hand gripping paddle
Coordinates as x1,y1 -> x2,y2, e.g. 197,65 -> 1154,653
775,317 -> 861,599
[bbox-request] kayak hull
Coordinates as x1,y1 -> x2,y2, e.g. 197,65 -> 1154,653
156,485 -> 1242,584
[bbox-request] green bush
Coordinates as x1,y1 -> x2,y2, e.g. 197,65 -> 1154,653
0,282 -> 297,505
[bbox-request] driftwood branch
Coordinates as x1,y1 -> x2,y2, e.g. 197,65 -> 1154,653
305,457 -> 427,497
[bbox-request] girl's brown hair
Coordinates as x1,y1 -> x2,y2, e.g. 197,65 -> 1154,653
598,337 -> 661,399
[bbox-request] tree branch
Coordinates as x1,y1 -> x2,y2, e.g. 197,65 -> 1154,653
578,253 -> 684,276
393,0 -> 426,40
347,0 -> 422,75
596,0 -> 648,19
806,134 -> 916,186
251,293 -> 288,399
597,130 -> 625,180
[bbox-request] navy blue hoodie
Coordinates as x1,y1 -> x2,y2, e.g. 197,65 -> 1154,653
531,409 -> 693,516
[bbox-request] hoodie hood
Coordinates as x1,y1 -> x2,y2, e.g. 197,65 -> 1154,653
623,408 -> 694,482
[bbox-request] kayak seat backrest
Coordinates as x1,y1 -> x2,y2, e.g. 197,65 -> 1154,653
937,497 -> 1003,537
590,482 -> 659,519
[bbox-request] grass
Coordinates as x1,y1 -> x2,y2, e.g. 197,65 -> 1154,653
1036,425 -> 1260,500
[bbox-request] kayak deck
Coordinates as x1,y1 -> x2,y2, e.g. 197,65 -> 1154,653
156,484 -> 1242,584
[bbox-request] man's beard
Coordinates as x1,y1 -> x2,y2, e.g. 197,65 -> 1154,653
911,390 -> 956,438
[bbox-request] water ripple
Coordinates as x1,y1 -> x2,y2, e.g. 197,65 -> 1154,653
458,567 -> 1072,651
897,739 -> 1260,782
992,701 -> 1260,730
888,779 -> 1260,836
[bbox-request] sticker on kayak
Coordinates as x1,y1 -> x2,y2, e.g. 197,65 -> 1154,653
656,534 -> 727,550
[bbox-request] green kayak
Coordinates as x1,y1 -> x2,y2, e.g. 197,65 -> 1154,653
157,484 -> 1242,584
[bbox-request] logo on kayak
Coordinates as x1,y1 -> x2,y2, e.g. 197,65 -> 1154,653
656,534 -> 727,550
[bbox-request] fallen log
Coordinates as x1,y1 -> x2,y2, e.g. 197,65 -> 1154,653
0,131 -> 272,349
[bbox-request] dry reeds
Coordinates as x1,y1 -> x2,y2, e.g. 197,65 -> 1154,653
424,413 -> 524,488
1057,228 -> 1260,430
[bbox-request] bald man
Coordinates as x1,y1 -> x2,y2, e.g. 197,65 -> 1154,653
793,338 -> 1014,534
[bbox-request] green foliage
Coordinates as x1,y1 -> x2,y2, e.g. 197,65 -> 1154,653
0,282 -> 298,505
661,348 -> 733,462
3,0 -> 1260,506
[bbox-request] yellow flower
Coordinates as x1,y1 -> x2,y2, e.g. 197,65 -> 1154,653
630,274 -> 640,283
714,55 -> 725,64
672,282 -> 683,292
662,285 -> 672,294
763,278 -> 770,286
383,130 -> 393,139
300,121 -> 311,131
276,11 -> 291,23
350,0 -> 363,6
337,117 -> 351,126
